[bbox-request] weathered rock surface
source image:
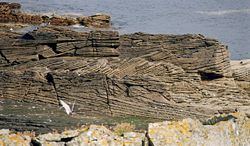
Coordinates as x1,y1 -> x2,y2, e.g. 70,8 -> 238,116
0,113 -> 250,146
78,14 -> 111,28
231,59 -> 250,82
0,2 -> 111,28
148,112 -> 250,146
231,59 -> 250,100
0,25 -> 250,131
0,129 -> 32,146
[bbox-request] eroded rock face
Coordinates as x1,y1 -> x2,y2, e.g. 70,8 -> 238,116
0,2 -> 111,28
0,26 -> 249,131
231,59 -> 250,100
231,59 -> 250,82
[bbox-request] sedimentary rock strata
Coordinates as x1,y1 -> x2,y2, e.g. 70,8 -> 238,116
231,59 -> 250,99
0,2 -> 111,28
0,25 -> 249,128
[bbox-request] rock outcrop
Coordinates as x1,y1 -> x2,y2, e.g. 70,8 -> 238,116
0,113 -> 249,146
231,59 -> 250,100
231,59 -> 250,82
0,2 -> 111,28
0,25 -> 249,129
148,112 -> 250,146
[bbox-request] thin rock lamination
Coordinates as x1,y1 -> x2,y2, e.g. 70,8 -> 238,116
0,26 -> 250,133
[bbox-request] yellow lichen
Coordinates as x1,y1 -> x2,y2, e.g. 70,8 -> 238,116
9,134 -> 27,145
177,120 -> 191,136
0,140 -> 4,146
164,137 -> 173,144
45,143 -> 53,146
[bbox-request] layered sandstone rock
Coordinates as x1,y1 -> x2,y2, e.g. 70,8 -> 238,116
1,26 -> 249,117
231,59 -> 250,82
0,26 -> 250,132
231,59 -> 250,99
0,2 -> 111,28
77,14 -> 111,28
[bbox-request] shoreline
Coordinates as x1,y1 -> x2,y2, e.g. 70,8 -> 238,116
0,1 -> 250,145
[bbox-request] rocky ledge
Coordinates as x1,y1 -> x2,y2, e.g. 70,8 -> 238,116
0,112 -> 249,146
0,2 -> 111,28
0,25 -> 250,132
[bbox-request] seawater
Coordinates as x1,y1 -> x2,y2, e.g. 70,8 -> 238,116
5,0 -> 250,60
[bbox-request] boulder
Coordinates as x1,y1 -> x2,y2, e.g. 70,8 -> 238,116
148,112 -> 250,146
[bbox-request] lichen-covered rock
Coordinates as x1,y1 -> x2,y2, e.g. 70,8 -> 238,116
66,125 -> 124,146
148,113 -> 250,146
123,132 -> 148,146
0,133 -> 31,146
1,113 -> 250,146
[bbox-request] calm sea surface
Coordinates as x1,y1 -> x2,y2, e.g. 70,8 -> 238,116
5,0 -> 250,60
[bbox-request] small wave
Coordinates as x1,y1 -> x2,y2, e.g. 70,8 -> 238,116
197,9 -> 250,16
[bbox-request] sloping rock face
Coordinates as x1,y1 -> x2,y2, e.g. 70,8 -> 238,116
231,59 -> 250,100
0,26 -> 250,131
0,113 -> 249,146
231,59 -> 250,82
0,2 -> 111,28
